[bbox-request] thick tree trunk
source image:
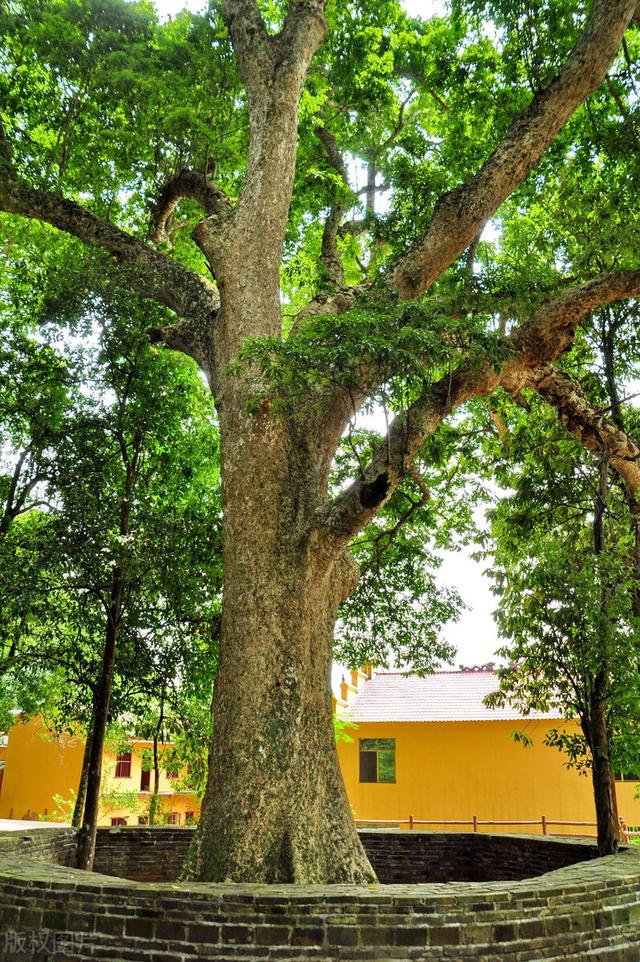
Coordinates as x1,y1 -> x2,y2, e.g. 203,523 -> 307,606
185,560 -> 375,882
184,390 -> 375,883
590,696 -> 620,856
72,721 -> 93,828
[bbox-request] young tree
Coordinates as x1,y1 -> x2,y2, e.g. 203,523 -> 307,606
483,402 -> 640,855
2,0 -> 640,882
0,284 -> 221,867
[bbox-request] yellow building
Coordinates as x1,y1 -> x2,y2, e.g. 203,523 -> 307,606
335,667 -> 640,836
0,716 -> 199,826
2,668 -> 639,836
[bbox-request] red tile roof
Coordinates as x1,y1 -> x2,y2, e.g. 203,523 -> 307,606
343,669 -> 563,723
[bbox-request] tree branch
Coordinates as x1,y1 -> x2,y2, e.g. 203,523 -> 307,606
218,1 -> 327,348
224,0 -> 272,96
515,365 -> 640,497
0,446 -> 31,536
315,269 -> 640,548
314,126 -> 353,287
147,315 -> 216,378
315,125 -> 350,188
319,206 -> 345,286
278,1 -> 327,69
388,0 -> 638,299
0,176 -> 220,322
151,168 -> 232,247
226,0 -> 326,102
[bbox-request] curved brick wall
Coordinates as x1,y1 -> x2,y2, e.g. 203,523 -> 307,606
0,827 -> 639,961
90,826 -> 603,884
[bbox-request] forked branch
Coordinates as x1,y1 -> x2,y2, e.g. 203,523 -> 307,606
316,270 -> 640,549
224,0 -> 272,95
279,1 -> 327,66
389,0 -> 638,299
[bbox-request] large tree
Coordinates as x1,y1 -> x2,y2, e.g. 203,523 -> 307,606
2,0 -> 640,883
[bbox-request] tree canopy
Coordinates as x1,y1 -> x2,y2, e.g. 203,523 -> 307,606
2,0 -> 640,883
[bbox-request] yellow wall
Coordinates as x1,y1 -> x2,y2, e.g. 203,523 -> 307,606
0,718 -> 200,825
336,719 -> 640,835
2,715 -> 638,835
616,780 -> 640,829
102,741 -> 199,826
0,717 -> 84,821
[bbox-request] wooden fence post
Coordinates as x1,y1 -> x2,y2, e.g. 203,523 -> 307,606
541,815 -> 547,835
472,815 -> 478,832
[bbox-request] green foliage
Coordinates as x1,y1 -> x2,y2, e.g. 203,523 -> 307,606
40,789 -> 78,823
333,713 -> 356,744
509,729 -> 533,750
482,391 -> 640,780
2,0 -> 640,812
158,697 -> 212,798
232,298 -> 510,414
0,264 -> 221,745
0,0 -> 244,203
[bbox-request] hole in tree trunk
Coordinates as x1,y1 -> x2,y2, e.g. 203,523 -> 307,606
360,473 -> 390,508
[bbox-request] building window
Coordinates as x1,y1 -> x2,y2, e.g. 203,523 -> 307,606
111,817 -> 127,826
359,738 -> 396,783
166,769 -> 179,780
166,812 -> 180,825
115,752 -> 132,778
140,768 -> 150,791
138,816 -> 148,826
185,811 -> 195,825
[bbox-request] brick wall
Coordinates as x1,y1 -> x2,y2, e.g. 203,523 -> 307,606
1,827 -> 640,961
362,829 -> 602,883
93,826 -> 191,881
0,827 -> 77,866
91,826 -> 602,885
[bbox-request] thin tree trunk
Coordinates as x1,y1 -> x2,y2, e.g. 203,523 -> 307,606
149,697 -> 164,826
590,691 -> 620,856
588,455 -> 620,856
76,441 -> 136,869
72,721 -> 93,828
601,318 -> 624,432
76,586 -> 122,870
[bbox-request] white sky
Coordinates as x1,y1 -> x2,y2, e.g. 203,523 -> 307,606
154,0 -> 451,20
152,0 -> 500,669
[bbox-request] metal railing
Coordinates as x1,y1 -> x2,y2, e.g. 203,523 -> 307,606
354,814 -> 633,842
